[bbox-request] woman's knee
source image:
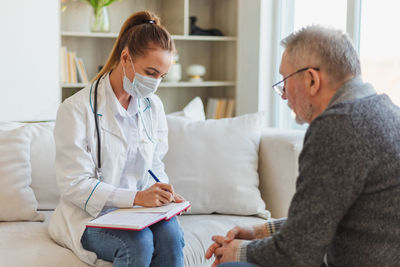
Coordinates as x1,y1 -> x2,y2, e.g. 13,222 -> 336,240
117,228 -> 155,266
125,228 -> 155,254
82,227 -> 155,266
152,218 -> 184,248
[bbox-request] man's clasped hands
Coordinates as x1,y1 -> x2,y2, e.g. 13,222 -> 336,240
206,224 -> 264,267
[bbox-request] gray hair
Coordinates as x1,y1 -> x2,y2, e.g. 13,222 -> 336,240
281,25 -> 361,82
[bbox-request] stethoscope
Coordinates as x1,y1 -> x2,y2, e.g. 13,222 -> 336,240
89,74 -> 156,180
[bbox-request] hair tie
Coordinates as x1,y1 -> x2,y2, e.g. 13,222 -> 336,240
144,20 -> 155,24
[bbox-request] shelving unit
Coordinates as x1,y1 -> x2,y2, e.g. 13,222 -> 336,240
60,0 -> 238,114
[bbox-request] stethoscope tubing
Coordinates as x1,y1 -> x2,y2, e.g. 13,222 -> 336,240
93,75 -> 102,172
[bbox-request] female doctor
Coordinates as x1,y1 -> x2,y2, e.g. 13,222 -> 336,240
49,11 -> 185,267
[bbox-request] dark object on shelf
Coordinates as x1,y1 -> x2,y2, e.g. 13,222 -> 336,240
189,16 -> 223,36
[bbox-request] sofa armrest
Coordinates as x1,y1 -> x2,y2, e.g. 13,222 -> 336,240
258,128 -> 305,218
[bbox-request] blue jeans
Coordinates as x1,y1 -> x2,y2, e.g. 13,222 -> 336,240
81,217 -> 184,267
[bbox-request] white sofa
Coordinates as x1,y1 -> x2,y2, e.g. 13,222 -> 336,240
0,120 -> 304,267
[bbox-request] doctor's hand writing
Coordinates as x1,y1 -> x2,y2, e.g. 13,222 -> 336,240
134,183 -> 176,207
173,193 -> 185,203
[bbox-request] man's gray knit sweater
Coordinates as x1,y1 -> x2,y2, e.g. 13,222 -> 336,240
245,77 -> 400,266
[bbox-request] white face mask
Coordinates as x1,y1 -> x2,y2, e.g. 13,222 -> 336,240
122,58 -> 162,98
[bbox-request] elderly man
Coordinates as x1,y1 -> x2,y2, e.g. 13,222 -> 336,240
206,25 -> 400,267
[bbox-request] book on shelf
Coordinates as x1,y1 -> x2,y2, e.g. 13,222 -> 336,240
206,98 -> 218,119
206,98 -> 235,119
75,57 -> 89,83
86,201 -> 191,231
60,46 -> 88,85
69,51 -> 78,84
60,46 -> 68,84
225,99 -> 236,118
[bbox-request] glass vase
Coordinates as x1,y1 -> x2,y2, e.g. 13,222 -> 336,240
91,6 -> 110,33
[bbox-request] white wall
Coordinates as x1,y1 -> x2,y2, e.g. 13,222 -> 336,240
0,0 -> 60,121
236,0 -> 278,126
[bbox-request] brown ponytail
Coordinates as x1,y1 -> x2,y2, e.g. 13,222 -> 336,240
93,11 -> 175,81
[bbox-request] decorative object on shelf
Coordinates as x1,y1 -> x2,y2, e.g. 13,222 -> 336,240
91,6 -> 110,32
186,64 -> 206,82
163,55 -> 182,82
189,16 -> 223,36
81,0 -> 121,32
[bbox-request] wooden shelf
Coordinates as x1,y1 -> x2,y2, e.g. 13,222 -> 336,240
61,31 -> 118,38
172,35 -> 236,41
160,81 -> 236,87
61,83 -> 87,88
62,81 -> 236,89
61,32 -> 236,41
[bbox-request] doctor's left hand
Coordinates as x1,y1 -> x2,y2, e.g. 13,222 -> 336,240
134,183 -> 176,207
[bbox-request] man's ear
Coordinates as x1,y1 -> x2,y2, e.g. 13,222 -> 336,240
307,68 -> 320,96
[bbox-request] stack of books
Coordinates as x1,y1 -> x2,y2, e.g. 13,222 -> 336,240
60,46 -> 89,84
206,98 -> 235,119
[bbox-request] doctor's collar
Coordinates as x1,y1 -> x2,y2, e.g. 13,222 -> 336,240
106,84 -> 139,118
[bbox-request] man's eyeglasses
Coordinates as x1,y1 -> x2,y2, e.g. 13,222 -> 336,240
272,67 -> 320,96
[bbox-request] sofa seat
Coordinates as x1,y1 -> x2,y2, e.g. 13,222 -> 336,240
0,211 -> 88,267
0,211 -> 267,267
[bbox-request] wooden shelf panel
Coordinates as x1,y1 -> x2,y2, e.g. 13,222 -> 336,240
61,31 -> 118,38
172,35 -> 237,41
160,81 -> 236,87
61,83 -> 87,88
61,32 -> 236,41
61,81 -> 236,89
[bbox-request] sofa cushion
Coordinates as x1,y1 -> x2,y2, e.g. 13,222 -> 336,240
28,122 -> 59,210
258,128 -> 304,218
0,211 -> 92,267
180,214 -> 268,266
164,112 -> 270,218
0,211 -> 267,267
0,125 -> 44,221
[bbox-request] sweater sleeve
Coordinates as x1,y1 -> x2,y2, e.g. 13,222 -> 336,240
265,218 -> 286,236
245,114 -> 367,266
237,218 -> 287,261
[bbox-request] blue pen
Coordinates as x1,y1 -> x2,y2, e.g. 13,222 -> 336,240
148,169 -> 160,183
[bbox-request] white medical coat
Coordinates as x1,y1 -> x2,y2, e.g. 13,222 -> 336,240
48,74 -> 169,265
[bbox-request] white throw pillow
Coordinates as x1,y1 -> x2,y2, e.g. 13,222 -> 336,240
29,122 -> 59,210
165,112 -> 270,218
0,126 -> 44,221
167,97 -> 206,121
